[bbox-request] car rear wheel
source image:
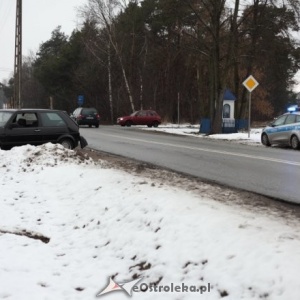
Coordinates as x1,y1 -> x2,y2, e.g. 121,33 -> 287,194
60,138 -> 74,149
261,133 -> 271,147
153,121 -> 159,128
291,135 -> 300,150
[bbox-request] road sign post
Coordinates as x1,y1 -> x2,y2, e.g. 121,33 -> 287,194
242,75 -> 259,138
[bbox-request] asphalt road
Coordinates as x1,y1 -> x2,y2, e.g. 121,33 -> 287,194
80,126 -> 300,204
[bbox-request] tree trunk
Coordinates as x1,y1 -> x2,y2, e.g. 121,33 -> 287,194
119,56 -> 135,112
238,0 -> 261,118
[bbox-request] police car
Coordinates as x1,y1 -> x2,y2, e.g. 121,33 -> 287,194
261,106 -> 300,150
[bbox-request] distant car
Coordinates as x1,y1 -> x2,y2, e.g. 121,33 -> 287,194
71,107 -> 100,128
117,110 -> 161,127
0,109 -> 88,150
261,108 -> 300,149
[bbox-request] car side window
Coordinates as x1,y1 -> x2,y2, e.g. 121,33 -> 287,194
272,115 -> 287,126
296,115 -> 300,123
0,112 -> 14,126
138,111 -> 146,117
285,114 -> 296,125
40,112 -> 66,127
13,113 -> 38,127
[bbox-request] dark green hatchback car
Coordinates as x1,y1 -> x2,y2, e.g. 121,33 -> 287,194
71,107 -> 100,128
0,109 -> 88,150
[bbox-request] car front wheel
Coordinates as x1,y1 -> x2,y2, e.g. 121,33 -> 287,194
60,138 -> 74,149
291,135 -> 300,150
261,133 -> 271,147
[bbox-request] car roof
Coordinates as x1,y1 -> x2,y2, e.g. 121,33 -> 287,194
76,107 -> 97,109
0,108 -> 63,112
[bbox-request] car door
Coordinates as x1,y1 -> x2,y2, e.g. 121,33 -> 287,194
147,110 -> 159,125
129,111 -> 140,125
282,114 -> 297,143
39,112 -> 69,143
135,110 -> 147,125
4,112 -> 43,147
267,115 -> 288,144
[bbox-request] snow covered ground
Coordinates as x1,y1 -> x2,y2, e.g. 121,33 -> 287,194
142,123 -> 262,145
1,128 -> 300,300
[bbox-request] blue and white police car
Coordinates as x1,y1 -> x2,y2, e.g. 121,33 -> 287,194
261,105 -> 300,150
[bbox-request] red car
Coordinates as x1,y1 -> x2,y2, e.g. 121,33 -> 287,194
117,110 -> 161,127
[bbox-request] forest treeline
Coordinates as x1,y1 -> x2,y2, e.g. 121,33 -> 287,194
3,0 -> 300,132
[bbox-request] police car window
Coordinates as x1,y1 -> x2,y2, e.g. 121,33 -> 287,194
285,114 -> 296,125
296,115 -> 300,123
273,115 -> 287,126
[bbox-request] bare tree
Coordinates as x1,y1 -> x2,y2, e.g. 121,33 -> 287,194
80,0 -> 136,114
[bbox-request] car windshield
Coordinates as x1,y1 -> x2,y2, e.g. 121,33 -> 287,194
0,111 -> 14,127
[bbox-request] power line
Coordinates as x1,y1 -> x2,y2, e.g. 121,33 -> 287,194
0,1 -> 14,35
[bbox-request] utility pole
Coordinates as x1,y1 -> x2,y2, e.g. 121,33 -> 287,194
14,0 -> 22,108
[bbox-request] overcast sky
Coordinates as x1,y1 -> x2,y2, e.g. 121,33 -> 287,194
0,0 -> 86,83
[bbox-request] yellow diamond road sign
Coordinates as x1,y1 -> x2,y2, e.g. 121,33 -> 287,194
243,75 -> 259,92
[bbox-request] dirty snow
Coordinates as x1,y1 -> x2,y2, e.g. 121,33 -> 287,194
1,130 -> 300,300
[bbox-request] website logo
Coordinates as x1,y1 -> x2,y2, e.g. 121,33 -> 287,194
96,277 -> 143,297
97,276 -> 211,297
